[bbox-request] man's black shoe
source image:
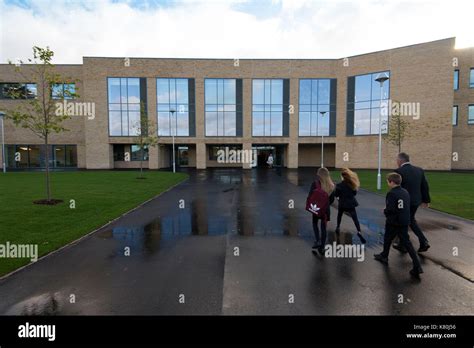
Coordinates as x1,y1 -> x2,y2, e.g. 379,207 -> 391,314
374,253 -> 388,265
418,244 -> 430,253
409,268 -> 424,278
393,243 -> 407,253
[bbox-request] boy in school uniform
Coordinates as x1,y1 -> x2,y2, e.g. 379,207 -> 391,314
374,173 -> 424,278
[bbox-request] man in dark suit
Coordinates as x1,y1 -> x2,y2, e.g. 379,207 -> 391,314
374,173 -> 424,278
393,152 -> 431,252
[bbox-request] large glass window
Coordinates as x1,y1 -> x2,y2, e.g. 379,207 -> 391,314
299,79 -> 332,136
347,71 -> 390,135
6,145 -> 77,169
470,69 -> 474,88
452,106 -> 458,126
205,79 -> 237,136
454,70 -> 459,90
157,78 -> 192,136
108,78 -> 142,136
51,83 -> 75,99
252,79 -> 284,136
0,83 -> 37,99
469,105 -> 474,125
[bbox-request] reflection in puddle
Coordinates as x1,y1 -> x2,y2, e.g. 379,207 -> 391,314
98,199 -> 228,256
283,211 -> 299,236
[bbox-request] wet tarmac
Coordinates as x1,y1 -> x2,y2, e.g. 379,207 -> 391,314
0,168 -> 473,315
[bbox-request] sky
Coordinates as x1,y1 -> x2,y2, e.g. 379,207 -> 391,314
0,0 -> 473,64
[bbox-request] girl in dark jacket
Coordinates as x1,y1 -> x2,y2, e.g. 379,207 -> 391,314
308,167 -> 335,253
334,168 -> 366,244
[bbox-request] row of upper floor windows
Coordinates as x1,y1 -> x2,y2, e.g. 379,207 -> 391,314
453,68 -> 474,90
0,82 -> 75,99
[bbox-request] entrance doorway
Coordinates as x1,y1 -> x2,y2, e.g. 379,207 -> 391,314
252,145 -> 284,168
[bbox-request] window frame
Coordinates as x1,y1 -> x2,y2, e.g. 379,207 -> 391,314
156,77 -> 194,137
107,77 -> 144,137
0,82 -> 38,99
251,78 -> 287,137
51,83 -> 76,100
346,70 -> 391,136
204,78 -> 239,137
298,78 -> 334,137
468,104 -> 474,125
452,105 -> 458,126
454,69 -> 459,91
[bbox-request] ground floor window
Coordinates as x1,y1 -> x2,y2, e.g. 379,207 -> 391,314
6,144 -> 77,169
113,144 -> 148,161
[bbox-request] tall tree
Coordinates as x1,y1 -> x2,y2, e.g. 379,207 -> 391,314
6,46 -> 78,204
133,102 -> 158,179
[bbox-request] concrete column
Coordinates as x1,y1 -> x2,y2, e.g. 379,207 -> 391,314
242,78 -> 252,141
196,143 -> 206,169
147,77 -> 159,170
287,142 -> 298,168
242,142 -> 253,169
195,78 -> 205,139
289,78 -> 299,140
148,146 -> 159,169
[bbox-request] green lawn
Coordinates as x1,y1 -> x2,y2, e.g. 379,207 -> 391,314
330,169 -> 474,220
0,171 -> 187,276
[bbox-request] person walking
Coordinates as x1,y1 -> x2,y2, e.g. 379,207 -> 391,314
394,152 -> 431,253
307,167 -> 335,254
374,173 -> 424,278
334,168 -> 366,244
267,153 -> 274,168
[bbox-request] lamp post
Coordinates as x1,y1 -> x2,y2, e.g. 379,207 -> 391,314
375,72 -> 390,190
319,111 -> 327,168
170,108 -> 176,173
0,111 -> 5,173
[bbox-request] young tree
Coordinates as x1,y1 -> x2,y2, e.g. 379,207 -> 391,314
383,101 -> 410,153
133,102 -> 158,179
6,46 -> 79,204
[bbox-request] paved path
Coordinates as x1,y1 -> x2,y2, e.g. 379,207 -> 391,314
0,168 -> 472,315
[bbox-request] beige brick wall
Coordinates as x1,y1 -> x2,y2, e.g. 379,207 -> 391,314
452,47 -> 474,170
0,64 -> 86,168
1,38 -> 471,171
299,144 -> 336,167
333,38 -> 455,171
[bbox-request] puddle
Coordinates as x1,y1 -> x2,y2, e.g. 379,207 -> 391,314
97,199 -> 229,256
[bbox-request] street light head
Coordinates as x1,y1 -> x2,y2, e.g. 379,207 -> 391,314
375,72 -> 389,84
170,109 -> 176,115
319,111 -> 327,116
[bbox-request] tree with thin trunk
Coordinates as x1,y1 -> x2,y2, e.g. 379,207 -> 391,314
383,101 -> 410,153
133,102 -> 158,179
5,46 -> 79,204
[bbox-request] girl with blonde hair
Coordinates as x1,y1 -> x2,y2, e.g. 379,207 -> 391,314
307,167 -> 336,254
334,168 -> 366,244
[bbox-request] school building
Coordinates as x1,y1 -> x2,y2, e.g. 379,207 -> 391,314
0,37 -> 473,171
